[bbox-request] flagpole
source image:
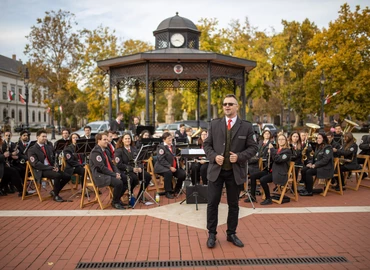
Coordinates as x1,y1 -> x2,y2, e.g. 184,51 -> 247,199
25,68 -> 30,130
319,70 -> 326,132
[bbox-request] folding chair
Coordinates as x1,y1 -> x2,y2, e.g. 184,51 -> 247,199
346,155 -> 370,191
145,157 -> 165,193
61,157 -> 80,191
272,162 -> 298,204
22,161 -> 54,202
314,157 -> 343,196
80,164 -> 113,210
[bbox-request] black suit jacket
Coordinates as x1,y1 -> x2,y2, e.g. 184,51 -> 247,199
114,146 -> 138,173
203,117 -> 258,185
27,143 -> 55,182
110,120 -> 125,132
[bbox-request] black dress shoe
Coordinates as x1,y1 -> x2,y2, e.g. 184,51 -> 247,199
244,196 -> 257,203
111,202 -> 125,209
227,234 -> 244,247
335,186 -> 346,191
165,192 -> 174,199
53,195 -> 64,202
260,198 -> 272,205
207,233 -> 216,248
299,191 -> 313,196
50,190 -> 56,197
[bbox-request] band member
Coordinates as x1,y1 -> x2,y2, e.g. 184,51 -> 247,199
136,129 -> 151,149
174,124 -> 187,140
63,133 -> 85,187
300,133 -> 334,196
28,129 -> 71,202
333,124 -> 344,146
89,132 -> 126,209
0,133 -> 24,196
204,94 -> 258,248
80,126 -> 94,139
358,128 -> 370,179
259,134 -> 291,205
288,131 -> 303,179
190,130 -> 209,185
106,130 -> 116,159
129,116 -> 141,137
115,133 -> 151,201
154,132 -> 186,199
17,130 -> 29,162
333,132 -> 361,190
110,112 -> 125,132
54,129 -> 70,153
326,131 -> 341,158
248,130 -> 272,176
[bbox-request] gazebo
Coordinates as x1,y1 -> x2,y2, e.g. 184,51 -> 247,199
97,12 -> 256,127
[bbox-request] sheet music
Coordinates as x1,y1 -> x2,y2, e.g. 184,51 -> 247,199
187,149 -> 205,155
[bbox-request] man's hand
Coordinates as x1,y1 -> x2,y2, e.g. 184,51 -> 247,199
229,152 -> 238,163
52,167 -> 59,172
170,167 -> 177,172
116,173 -> 121,179
215,155 -> 224,166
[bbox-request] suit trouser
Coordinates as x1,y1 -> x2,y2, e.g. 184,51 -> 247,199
301,167 -> 317,193
207,169 -> 239,235
73,166 -> 85,188
250,170 -> 268,197
160,168 -> 186,192
42,170 -> 71,196
1,166 -> 23,192
259,174 -> 273,199
109,177 -> 124,203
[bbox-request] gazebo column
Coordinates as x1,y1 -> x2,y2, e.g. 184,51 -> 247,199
152,82 -> 156,126
145,61 -> 150,126
207,61 -> 211,128
241,71 -> 246,120
116,83 -> 120,115
109,74 -> 112,121
197,80 -> 200,129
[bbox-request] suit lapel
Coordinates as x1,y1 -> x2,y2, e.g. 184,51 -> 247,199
231,117 -> 241,140
220,118 -> 226,140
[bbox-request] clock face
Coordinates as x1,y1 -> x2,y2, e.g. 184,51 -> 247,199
170,33 -> 185,47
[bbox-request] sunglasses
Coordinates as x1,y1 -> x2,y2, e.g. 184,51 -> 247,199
223,103 -> 236,107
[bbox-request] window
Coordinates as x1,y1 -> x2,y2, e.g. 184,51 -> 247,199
2,84 -> 7,100
32,111 -> 35,122
11,109 -> 15,119
38,111 -> 41,121
19,110 -> 22,122
44,112 -> 46,122
18,87 -> 23,101
3,108 -> 7,119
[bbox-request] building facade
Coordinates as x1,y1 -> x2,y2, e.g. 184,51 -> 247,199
0,54 -> 49,131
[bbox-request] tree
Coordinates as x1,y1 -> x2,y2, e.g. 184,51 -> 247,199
24,9 -> 82,133
308,4 -> 370,121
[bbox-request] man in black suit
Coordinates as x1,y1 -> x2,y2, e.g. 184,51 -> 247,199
28,129 -> 71,202
203,94 -> 258,248
80,126 -> 94,139
110,112 -> 125,132
129,116 -> 141,137
89,132 -> 126,209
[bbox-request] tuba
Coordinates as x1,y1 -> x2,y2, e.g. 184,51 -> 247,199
192,127 -> 202,138
343,119 -> 359,134
306,123 -> 320,143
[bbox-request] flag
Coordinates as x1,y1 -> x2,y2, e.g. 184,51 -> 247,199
46,107 -> 51,114
19,94 -> 26,104
8,90 -> 15,101
324,90 -> 341,105
59,105 -> 63,114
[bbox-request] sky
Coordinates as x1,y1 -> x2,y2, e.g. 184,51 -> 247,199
0,0 -> 368,63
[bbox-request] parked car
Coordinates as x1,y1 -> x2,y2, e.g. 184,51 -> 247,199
252,123 -> 262,136
154,123 -> 192,138
262,123 -> 278,136
75,121 -> 110,137
174,120 -> 208,131
14,124 -> 29,132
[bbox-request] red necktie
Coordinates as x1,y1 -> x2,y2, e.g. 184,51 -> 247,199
127,148 -> 131,153
227,119 -> 232,130
168,145 -> 177,168
41,145 -> 52,165
103,152 -> 113,172
78,154 -> 82,164
109,144 -> 114,158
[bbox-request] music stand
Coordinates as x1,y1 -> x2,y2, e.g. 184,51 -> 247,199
70,138 -> 96,200
239,161 -> 255,209
141,138 -> 162,145
136,125 -> 155,136
179,148 -> 207,210
132,144 -> 159,208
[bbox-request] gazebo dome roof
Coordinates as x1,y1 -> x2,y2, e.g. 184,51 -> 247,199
155,12 -> 199,32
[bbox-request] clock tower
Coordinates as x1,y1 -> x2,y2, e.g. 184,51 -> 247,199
153,12 -> 201,49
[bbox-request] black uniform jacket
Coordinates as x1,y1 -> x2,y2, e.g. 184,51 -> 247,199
249,140 -> 271,167
154,144 -> 178,174
290,144 -> 303,166
89,145 -> 120,188
203,117 -> 258,185
27,143 -> 56,182
0,146 -> 5,179
359,135 -> 370,155
330,140 -> 341,158
110,120 -> 125,132
309,144 -> 334,179
270,148 -> 291,185
63,143 -> 85,175
337,142 -> 361,170
17,140 -> 29,162
114,146 -> 138,173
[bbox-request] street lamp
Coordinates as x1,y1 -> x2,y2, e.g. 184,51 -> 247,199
319,70 -> 326,131
25,67 -> 29,129
287,91 -> 291,134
